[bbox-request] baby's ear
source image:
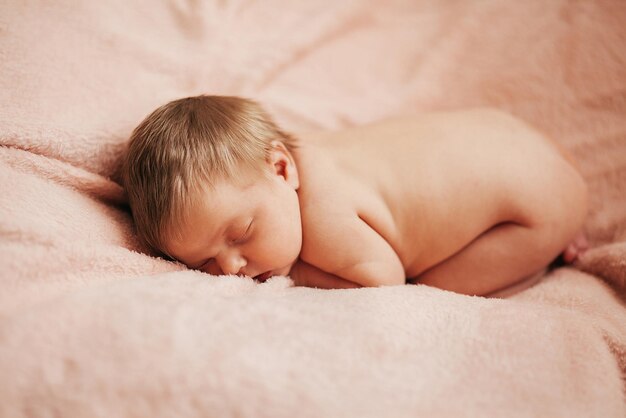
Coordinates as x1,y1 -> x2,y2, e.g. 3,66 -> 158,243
268,140 -> 299,190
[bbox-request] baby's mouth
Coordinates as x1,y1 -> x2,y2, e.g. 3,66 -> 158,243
254,271 -> 272,282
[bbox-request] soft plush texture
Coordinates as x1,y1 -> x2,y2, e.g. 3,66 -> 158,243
1,1 -> 625,417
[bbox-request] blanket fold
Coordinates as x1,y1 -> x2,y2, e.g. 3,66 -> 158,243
1,0 -> 625,417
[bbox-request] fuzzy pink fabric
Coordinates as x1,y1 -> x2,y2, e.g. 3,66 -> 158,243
1,1 -> 625,417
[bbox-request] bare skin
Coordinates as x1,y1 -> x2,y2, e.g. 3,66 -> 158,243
167,108 -> 588,296
289,108 -> 588,295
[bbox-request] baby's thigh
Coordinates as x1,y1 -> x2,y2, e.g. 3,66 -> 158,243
410,221 -> 562,295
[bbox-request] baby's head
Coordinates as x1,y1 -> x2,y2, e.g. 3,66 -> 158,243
122,95 -> 302,280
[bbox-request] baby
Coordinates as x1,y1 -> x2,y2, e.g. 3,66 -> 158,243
122,95 -> 589,296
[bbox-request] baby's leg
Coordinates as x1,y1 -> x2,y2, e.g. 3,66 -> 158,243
409,222 -> 572,296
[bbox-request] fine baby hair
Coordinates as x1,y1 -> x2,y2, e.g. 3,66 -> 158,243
122,95 -> 297,257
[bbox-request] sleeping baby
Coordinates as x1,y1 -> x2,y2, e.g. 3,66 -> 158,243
122,95 -> 589,296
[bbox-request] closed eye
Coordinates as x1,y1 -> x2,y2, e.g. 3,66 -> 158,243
232,219 -> 253,245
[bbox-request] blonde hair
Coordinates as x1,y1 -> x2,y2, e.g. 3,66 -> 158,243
122,95 -> 297,256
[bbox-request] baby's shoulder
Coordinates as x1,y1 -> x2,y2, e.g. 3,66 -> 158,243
295,158 -> 361,259
294,141 -> 365,209
297,193 -> 358,271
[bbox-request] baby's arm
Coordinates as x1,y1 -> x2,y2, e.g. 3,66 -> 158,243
290,260 -> 362,289
299,212 -> 405,288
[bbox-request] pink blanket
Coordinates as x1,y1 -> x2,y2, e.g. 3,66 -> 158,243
1,1 -> 625,416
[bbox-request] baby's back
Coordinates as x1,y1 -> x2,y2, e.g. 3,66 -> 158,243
295,108 -> 582,278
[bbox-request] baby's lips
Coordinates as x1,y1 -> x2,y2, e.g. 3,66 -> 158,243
254,271 -> 272,282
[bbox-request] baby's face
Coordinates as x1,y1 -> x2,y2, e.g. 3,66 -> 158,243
166,145 -> 301,281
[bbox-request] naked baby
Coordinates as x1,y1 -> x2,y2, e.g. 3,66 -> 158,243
122,95 -> 589,296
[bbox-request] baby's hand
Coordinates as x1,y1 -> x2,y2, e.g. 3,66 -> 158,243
289,260 -> 361,289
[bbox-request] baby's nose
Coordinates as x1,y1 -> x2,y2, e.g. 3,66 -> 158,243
220,254 -> 247,276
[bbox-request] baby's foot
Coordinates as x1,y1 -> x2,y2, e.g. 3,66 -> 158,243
561,232 -> 589,264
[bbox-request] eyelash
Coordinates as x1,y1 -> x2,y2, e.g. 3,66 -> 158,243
197,220 -> 253,270
231,220 -> 253,245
